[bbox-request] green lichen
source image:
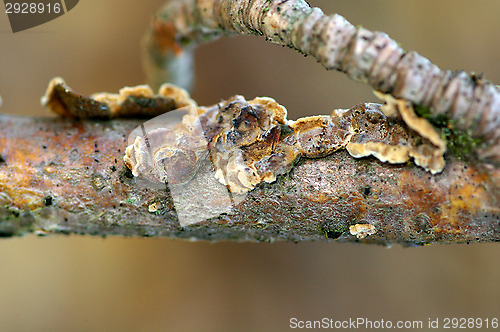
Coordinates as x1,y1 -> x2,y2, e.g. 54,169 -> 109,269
414,105 -> 483,161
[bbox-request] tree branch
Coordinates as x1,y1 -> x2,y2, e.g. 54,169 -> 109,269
0,111 -> 498,244
1,1 -> 499,244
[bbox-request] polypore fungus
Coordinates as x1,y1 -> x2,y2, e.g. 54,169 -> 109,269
43,79 -> 447,194
41,77 -> 196,119
207,96 -> 301,193
375,91 -> 446,174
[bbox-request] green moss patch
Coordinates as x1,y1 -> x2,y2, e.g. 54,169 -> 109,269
414,105 -> 483,161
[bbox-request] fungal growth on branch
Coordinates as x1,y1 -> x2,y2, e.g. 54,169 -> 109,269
144,0 -> 499,167
42,77 -> 196,119
1,3 -> 499,242
43,79 -> 446,194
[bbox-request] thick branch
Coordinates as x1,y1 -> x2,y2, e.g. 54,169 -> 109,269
144,0 -> 500,165
0,113 -> 498,244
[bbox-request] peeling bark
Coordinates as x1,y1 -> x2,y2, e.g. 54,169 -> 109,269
0,113 -> 498,244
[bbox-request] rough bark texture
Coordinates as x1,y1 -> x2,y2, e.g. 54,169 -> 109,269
144,0 -> 500,166
0,113 -> 498,245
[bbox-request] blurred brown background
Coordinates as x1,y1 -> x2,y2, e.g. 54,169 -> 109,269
1,0 -> 499,330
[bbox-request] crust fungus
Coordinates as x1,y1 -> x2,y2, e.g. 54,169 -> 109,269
374,91 -> 447,174
123,106 -> 208,186
42,79 -> 448,194
123,93 -> 446,193
41,77 -> 195,119
207,96 -> 301,193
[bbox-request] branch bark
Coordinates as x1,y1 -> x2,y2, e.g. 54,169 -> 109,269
144,0 -> 500,166
0,113 -> 498,244
1,1 -> 499,244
